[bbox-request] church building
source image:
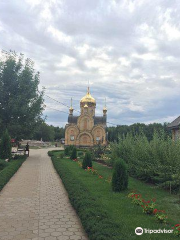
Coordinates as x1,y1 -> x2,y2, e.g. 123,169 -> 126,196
65,87 -> 107,147
168,115 -> 180,141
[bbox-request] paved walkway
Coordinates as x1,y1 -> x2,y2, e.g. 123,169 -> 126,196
0,148 -> 88,240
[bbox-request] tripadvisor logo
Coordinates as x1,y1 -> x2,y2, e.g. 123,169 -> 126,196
135,227 -> 173,235
135,227 -> 143,235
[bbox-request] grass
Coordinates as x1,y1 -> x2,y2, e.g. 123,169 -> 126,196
0,156 -> 26,192
0,159 -> 9,171
50,150 -> 179,240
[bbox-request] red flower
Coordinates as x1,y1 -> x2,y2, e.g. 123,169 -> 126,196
175,224 -> 180,227
153,209 -> 158,214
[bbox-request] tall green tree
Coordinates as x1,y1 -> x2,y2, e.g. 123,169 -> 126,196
112,159 -> 128,192
33,121 -> 55,141
0,129 -> 11,159
107,123 -> 171,142
0,51 -> 44,139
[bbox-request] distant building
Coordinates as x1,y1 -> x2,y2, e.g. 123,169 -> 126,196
168,116 -> 180,141
65,87 -> 107,147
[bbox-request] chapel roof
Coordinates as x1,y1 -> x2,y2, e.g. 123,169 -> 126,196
67,115 -> 106,125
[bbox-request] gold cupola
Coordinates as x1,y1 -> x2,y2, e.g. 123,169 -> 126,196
80,87 -> 96,104
103,98 -> 107,116
69,98 -> 74,115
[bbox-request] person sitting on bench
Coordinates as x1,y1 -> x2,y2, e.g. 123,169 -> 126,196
25,142 -> 30,157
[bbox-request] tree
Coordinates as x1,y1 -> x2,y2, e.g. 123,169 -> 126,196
82,151 -> 92,169
0,51 -> 44,139
54,127 -> 65,140
112,159 -> 128,192
33,121 -> 55,141
107,123 -> 171,142
70,147 -> 77,160
0,129 -> 12,159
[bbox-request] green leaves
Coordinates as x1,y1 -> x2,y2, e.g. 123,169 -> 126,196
82,151 -> 92,169
111,131 -> 180,193
0,51 -> 44,139
112,159 -> 128,192
0,129 -> 11,159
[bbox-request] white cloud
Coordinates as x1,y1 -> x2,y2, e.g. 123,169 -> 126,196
0,0 -> 180,126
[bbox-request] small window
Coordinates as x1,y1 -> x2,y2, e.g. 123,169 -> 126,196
70,135 -> 75,141
96,137 -> 100,141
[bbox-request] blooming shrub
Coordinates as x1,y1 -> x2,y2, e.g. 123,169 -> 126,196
128,192 -> 157,215
87,167 -> 98,175
173,224 -> 180,237
141,199 -> 156,215
154,209 -> 168,224
128,192 -> 143,206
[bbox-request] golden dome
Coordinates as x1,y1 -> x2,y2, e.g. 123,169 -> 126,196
80,87 -> 96,104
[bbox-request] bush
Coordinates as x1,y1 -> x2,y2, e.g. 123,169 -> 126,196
70,147 -> 77,160
111,131 -> 180,193
65,145 -> 74,156
82,151 -> 92,169
64,147 -> 69,156
0,129 -> 12,159
112,159 -> 128,192
91,145 -> 106,158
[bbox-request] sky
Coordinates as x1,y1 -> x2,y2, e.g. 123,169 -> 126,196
0,0 -> 180,127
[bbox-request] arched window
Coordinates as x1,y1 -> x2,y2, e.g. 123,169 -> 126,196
70,130 -> 75,141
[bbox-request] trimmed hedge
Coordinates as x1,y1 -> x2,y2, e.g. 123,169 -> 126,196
50,151 -> 123,240
0,156 -> 26,192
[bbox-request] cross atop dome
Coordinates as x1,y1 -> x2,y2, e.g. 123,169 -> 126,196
80,87 -> 96,104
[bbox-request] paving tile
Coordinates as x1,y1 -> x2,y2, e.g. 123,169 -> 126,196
0,148 -> 88,240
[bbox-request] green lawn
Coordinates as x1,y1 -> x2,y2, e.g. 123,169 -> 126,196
0,156 -> 26,192
51,151 -> 179,240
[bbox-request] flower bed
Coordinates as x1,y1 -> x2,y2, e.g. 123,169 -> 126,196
72,158 -> 112,183
128,191 -> 180,236
49,150 -> 179,240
